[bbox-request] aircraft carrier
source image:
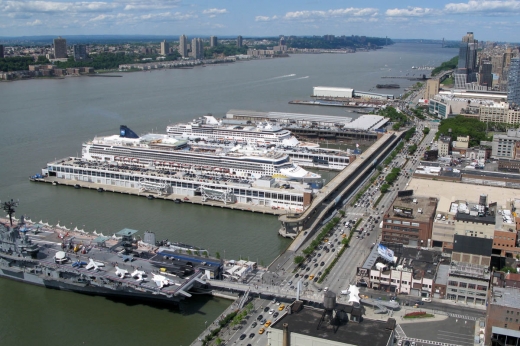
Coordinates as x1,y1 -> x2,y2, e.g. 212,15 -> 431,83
0,200 -> 217,305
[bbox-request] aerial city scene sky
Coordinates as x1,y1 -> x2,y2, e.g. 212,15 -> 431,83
0,0 -> 519,40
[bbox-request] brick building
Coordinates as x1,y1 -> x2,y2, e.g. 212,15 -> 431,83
382,194 -> 438,246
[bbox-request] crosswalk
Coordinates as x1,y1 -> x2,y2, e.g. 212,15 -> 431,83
446,313 -> 479,321
396,336 -> 467,346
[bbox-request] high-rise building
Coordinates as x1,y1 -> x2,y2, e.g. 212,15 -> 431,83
279,36 -> 286,46
73,44 -> 87,61
160,40 -> 169,56
455,32 -> 478,89
191,38 -> 203,60
508,57 -> 520,106
0,44 -> 4,58
237,35 -> 243,48
179,35 -> 188,58
480,61 -> 493,89
210,36 -> 218,47
53,37 -> 67,59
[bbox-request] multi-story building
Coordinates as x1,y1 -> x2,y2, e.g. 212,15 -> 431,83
455,32 -> 478,89
428,98 -> 449,118
508,57 -> 520,106
486,285 -> 520,345
446,235 -> 491,305
210,36 -> 217,47
491,129 -> 520,159
480,61 -> 493,89
268,302 -> 396,346
73,44 -> 87,61
179,35 -> 188,58
368,244 -> 442,297
0,44 -> 4,58
479,102 -> 509,123
237,35 -> 243,48
438,135 -> 451,157
381,194 -> 438,246
191,38 -> 203,60
160,40 -> 169,56
53,37 -> 67,59
424,79 -> 439,100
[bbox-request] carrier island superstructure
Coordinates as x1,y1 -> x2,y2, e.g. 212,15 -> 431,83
36,121 -> 356,213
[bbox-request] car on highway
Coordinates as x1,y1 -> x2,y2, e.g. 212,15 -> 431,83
421,297 -> 432,303
264,307 -> 270,312
249,333 -> 255,339
269,309 -> 274,314
273,312 -> 279,318
264,320 -> 272,327
320,261 -> 325,266
240,334 -> 247,340
257,315 -> 263,321
251,322 -> 257,328
258,328 -> 265,334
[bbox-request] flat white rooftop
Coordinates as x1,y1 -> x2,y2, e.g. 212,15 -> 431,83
226,109 -> 352,126
343,114 -> 388,130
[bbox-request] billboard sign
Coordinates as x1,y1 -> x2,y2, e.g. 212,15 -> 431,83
393,206 -> 413,215
377,244 -> 395,263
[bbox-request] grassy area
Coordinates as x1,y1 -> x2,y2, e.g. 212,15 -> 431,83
442,76 -> 454,85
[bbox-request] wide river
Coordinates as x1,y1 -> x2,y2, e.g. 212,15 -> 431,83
0,43 -> 457,345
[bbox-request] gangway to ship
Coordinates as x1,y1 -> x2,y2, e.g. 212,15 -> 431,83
138,178 -> 168,196
197,186 -> 236,205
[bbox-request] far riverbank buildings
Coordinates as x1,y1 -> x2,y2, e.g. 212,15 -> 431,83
53,37 -> 67,59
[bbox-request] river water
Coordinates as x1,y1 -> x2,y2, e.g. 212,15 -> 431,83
0,43 -> 456,345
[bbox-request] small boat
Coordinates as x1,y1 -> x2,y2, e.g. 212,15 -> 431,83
174,199 -> 182,204
97,188 -> 104,192
147,195 -> 155,200
74,184 -> 81,189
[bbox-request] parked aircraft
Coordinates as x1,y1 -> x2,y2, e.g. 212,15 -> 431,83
131,269 -> 146,282
85,258 -> 105,271
151,273 -> 171,288
115,266 -> 129,278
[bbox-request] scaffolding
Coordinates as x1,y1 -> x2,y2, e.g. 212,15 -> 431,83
138,178 -> 168,195
197,186 -> 236,204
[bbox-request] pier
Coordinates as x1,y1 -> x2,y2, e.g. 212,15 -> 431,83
277,131 -> 403,244
30,178 -> 287,215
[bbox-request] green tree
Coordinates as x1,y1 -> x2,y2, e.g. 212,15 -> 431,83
294,255 -> 305,265
423,127 -> 430,135
215,251 -> 221,259
431,56 -> 458,76
436,115 -> 491,147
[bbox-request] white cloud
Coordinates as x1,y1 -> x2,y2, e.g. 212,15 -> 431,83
283,8 -> 378,20
26,19 -> 42,26
444,0 -> 520,14
255,15 -> 274,22
386,7 -> 436,17
2,1 -> 117,13
121,0 -> 181,11
202,8 -> 227,18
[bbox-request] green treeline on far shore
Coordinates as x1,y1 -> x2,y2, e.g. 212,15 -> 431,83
431,56 -> 458,76
287,36 -> 392,49
0,56 -> 49,72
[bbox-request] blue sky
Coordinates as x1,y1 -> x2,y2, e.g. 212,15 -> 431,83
1,0 -> 519,41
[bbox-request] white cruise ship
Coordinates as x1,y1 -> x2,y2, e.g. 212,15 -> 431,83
166,115 -> 301,147
81,126 -> 322,185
